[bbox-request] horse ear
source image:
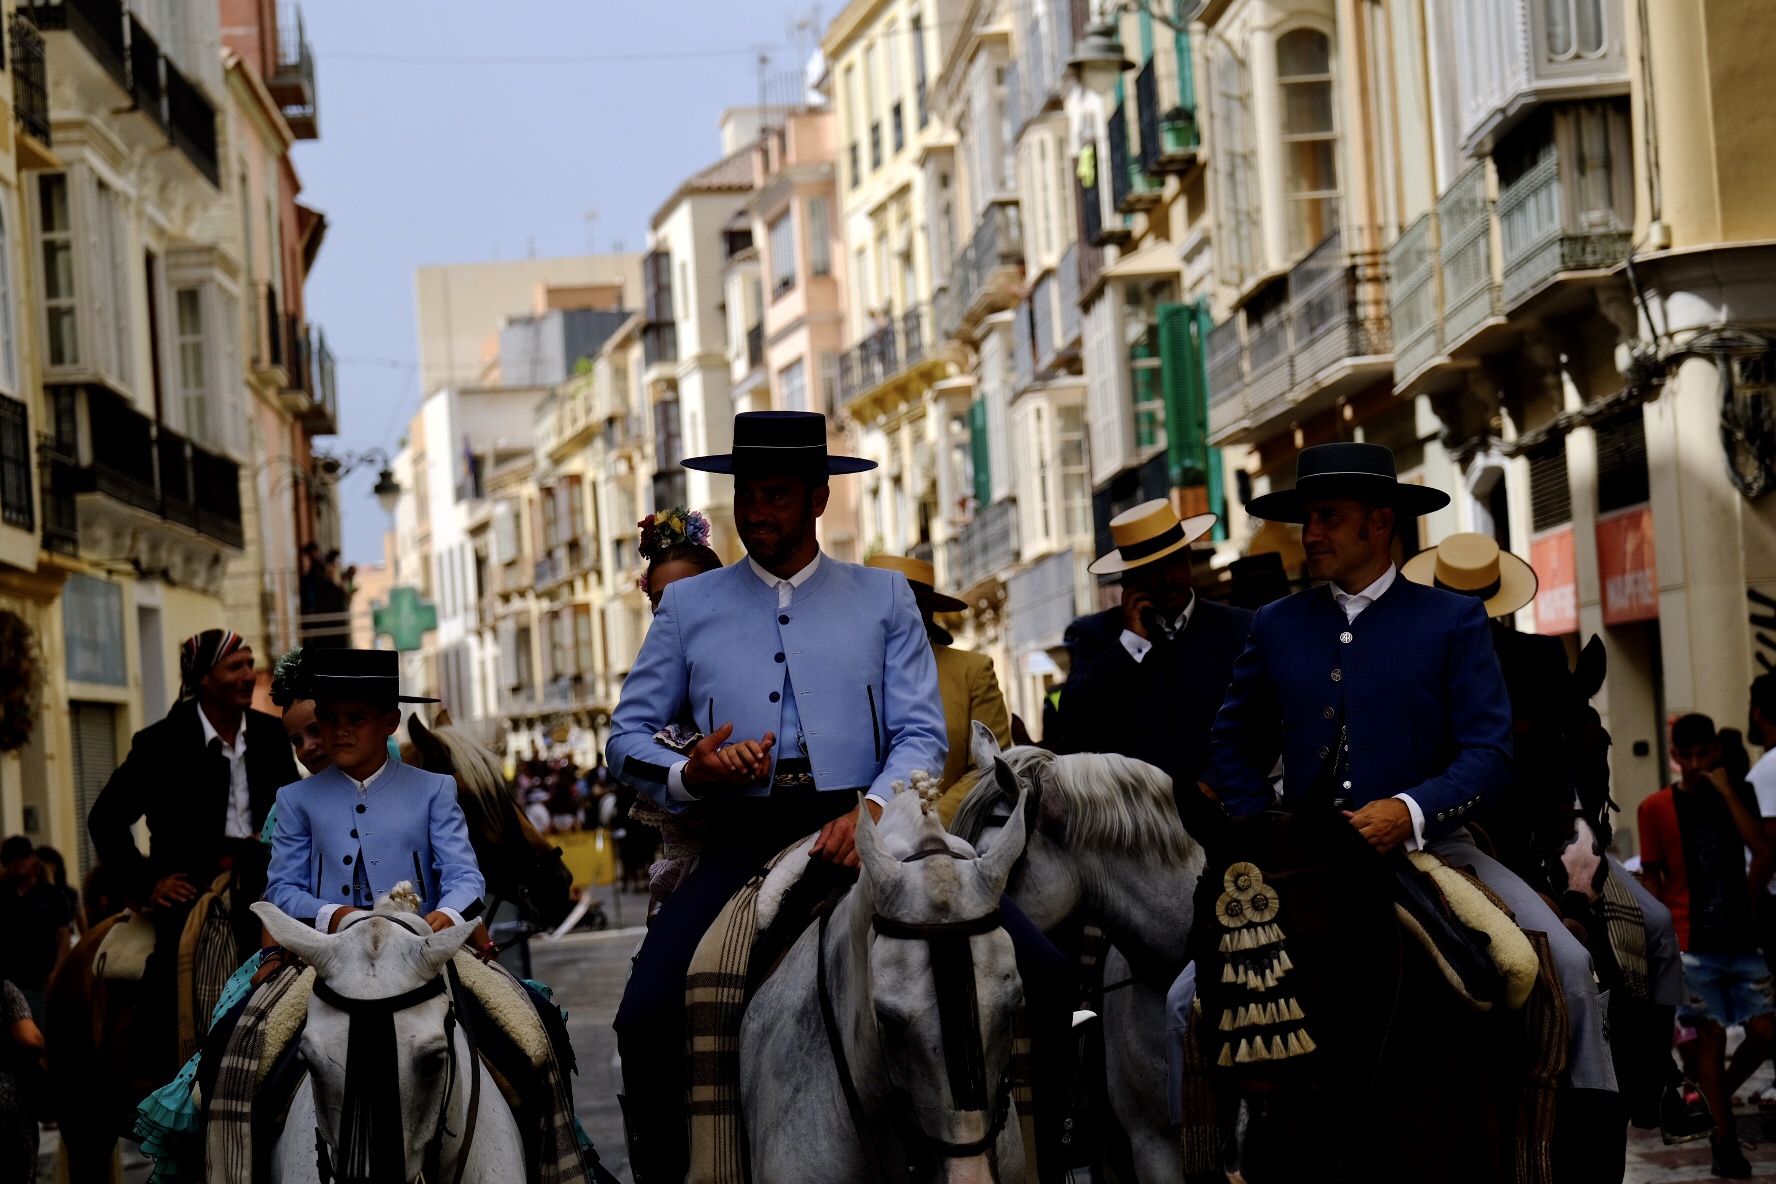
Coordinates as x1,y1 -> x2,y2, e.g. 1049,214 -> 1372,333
977,759 -> 1029,892
855,796 -> 898,890
1034,762 -> 1067,837
417,920 -> 477,980
407,713 -> 445,769
1575,635 -> 1607,700
252,901 -> 335,973
970,721 -> 1003,777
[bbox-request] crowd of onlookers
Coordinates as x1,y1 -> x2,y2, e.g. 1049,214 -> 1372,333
0,839 -> 84,1178
516,755 -> 658,891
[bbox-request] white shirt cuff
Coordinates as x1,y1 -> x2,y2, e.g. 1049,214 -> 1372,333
438,907 -> 466,927
865,790 -> 891,809
1395,794 -> 1427,852
666,759 -> 701,802
1119,629 -> 1153,663
315,903 -> 342,933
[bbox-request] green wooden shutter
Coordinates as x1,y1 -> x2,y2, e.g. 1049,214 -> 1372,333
970,399 -> 991,507
1159,302 -> 1207,487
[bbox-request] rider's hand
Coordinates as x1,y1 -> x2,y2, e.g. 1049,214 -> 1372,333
148,874 -> 197,910
326,906 -> 364,933
682,723 -> 777,789
1343,798 -> 1414,853
811,799 -> 884,869
1119,585 -> 1155,641
423,910 -> 455,933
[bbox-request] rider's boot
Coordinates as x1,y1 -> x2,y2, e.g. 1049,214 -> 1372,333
1660,1077 -> 1715,1145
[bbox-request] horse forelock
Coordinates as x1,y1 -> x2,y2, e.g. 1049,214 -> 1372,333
422,725 -> 509,814
949,746 -> 1053,844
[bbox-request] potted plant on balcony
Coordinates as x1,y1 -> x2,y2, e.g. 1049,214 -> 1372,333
1161,106 -> 1199,156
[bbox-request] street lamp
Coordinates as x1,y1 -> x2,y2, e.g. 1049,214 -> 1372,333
372,467 -> 402,516
1066,1 -> 1208,98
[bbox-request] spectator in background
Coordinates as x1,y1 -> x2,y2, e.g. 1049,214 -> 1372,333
1745,673 -> 1776,978
0,978 -> 45,1183
0,837 -> 71,1019
36,845 -> 81,936
1640,713 -> 1774,1178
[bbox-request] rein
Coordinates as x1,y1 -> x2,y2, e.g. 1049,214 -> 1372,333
310,964 -> 482,1184
814,850 -> 1014,1176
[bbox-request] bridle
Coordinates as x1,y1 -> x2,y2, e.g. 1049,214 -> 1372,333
815,841 -> 1015,1179
309,961 -> 483,1184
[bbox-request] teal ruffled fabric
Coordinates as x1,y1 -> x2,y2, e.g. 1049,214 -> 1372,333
260,799 -> 279,845
135,948 -> 270,1182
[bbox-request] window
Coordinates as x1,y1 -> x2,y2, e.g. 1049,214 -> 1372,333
1277,29 -> 1340,259
807,197 -> 831,277
779,358 -> 807,412
0,202 -> 18,394
574,605 -> 594,676
769,213 -> 797,297
1124,281 -> 1169,453
677,261 -> 690,323
1210,42 -> 1258,283
911,11 -> 930,127
38,175 -> 77,366
95,180 -> 131,387
819,353 -> 840,417
175,288 -> 207,441
1545,0 -> 1605,60
1057,402 -> 1091,539
844,65 -> 862,187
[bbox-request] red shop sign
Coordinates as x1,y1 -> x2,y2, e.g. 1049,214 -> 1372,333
1529,527 -> 1577,636
1596,505 -> 1659,626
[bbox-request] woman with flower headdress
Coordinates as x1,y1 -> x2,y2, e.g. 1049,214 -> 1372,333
628,508 -> 721,916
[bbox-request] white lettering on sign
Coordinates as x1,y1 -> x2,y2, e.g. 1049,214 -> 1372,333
1605,571 -> 1657,616
1538,586 -> 1577,628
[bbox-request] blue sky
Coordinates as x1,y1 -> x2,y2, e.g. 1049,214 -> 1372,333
291,0 -> 819,563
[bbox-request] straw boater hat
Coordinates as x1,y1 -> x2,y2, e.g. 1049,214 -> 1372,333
1245,441 -> 1450,524
1402,533 -> 1539,619
1088,500 -> 1217,576
866,554 -> 969,613
681,410 -> 875,475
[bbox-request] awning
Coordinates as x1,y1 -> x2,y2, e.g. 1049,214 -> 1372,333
1102,240 -> 1182,281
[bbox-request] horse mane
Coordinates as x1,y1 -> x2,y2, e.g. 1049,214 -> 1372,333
951,746 -> 1201,869
424,723 -> 511,817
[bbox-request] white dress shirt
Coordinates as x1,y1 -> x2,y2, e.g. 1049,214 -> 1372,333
313,758 -> 466,932
1328,564 -> 1425,850
199,708 -> 252,840
1119,592 -> 1196,664
666,552 -> 823,801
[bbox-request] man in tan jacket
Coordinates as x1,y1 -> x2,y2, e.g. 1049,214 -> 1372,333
866,555 -> 1012,823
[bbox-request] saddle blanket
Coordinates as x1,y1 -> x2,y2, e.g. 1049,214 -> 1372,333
94,910 -> 155,981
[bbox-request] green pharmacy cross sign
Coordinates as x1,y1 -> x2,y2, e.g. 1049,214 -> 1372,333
374,586 -> 438,653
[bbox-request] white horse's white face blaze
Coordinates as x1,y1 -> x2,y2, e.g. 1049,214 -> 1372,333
851,785 -> 1028,1176
252,898 -> 488,1183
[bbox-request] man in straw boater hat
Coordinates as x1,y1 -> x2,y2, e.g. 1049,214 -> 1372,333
864,553 -> 1011,822
1055,500 -> 1251,827
1205,442 -> 1623,1161
607,411 -> 1073,1183
1407,534 -> 1707,1152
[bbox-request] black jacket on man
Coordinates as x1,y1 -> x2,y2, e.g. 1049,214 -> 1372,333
1057,598 -> 1253,823
88,698 -> 300,900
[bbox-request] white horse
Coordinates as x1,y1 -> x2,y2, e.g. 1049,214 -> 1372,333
253,895 -> 528,1183
741,773 -> 1030,1183
950,729 -> 1207,1184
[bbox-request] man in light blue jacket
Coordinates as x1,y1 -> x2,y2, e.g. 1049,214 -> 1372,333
608,411 -> 964,1181
265,649 -> 484,932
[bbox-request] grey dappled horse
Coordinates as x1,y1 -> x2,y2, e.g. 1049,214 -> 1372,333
951,728 -> 1208,1184
741,776 -> 1029,1184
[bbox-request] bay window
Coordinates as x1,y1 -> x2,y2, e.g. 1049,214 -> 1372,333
34,168 -> 136,392
1277,29 -> 1340,259
1210,41 -> 1259,285
769,212 -> 797,297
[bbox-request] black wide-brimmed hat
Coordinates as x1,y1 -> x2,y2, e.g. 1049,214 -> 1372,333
1244,442 -> 1450,524
292,648 -> 438,705
681,411 -> 876,476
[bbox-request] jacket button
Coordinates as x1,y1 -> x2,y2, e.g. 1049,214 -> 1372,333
1322,706 -> 1335,720
1339,631 -> 1353,644
779,614 -> 790,625
1342,781 -> 1352,791
775,652 -> 785,663
769,691 -> 781,703
341,884 -> 351,894
1330,669 -> 1343,682
1318,746 -> 1330,759
356,804 -> 366,813
350,829 -> 358,838
343,855 -> 352,865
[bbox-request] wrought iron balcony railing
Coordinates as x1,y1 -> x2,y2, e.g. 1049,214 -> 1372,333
642,321 -> 678,370
838,306 -> 932,405
940,200 -> 1024,340
10,14 -> 49,145
1497,135 -> 1631,309
1388,210 -> 1443,383
0,393 -> 33,532
946,497 -> 1019,593
1439,164 -> 1502,350
269,1 -> 317,139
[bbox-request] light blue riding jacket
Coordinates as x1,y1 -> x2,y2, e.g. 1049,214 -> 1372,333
608,556 -> 947,807
265,761 -> 485,922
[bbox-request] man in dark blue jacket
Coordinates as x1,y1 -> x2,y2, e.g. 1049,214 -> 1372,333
1207,444 -> 1616,1117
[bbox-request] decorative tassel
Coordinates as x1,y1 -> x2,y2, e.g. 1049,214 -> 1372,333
1218,1010 -> 1233,1032
1298,1030 -> 1317,1053
1287,998 -> 1304,1022
1250,1037 -> 1271,1062
1263,1001 -> 1278,1025
1262,968 -> 1277,989
1218,1043 -> 1233,1067
1235,1039 -> 1252,1064
1222,962 -> 1236,984
1286,1032 -> 1305,1057
1277,950 -> 1294,973
1270,1036 -> 1287,1059
1218,933 -> 1232,953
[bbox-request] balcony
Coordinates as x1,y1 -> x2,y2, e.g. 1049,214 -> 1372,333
1439,164 -> 1503,351
1014,0 -> 1084,132
1453,0 -> 1629,157
838,306 -> 933,410
1135,55 -> 1199,177
1206,229 -> 1392,446
24,0 -> 125,96
126,13 -> 164,134
745,322 -> 764,371
940,200 -> 1024,341
10,14 -> 50,148
1387,210 -> 1444,388
1497,125 -> 1631,310
642,321 -> 678,376
292,325 -> 337,435
47,384 -> 244,553
164,58 -> 218,186
268,2 -> 318,140
1109,103 -> 1162,214
0,394 -> 33,532
1078,148 -> 1130,254
946,497 -> 1020,595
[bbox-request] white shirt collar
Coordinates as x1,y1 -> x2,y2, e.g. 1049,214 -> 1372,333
748,550 -> 821,591
1332,564 -> 1397,619
197,705 -> 246,756
343,758 -> 394,794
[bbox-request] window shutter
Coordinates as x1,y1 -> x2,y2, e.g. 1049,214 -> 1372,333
1594,414 -> 1648,514
970,399 -> 991,507
494,500 -> 517,564
1158,301 -> 1208,486
1528,448 -> 1572,531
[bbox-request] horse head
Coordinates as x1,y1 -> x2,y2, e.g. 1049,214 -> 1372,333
406,714 -> 575,929
253,893 -> 476,1184
850,774 -> 1027,1176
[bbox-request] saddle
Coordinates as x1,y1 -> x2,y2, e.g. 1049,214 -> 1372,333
94,910 -> 155,981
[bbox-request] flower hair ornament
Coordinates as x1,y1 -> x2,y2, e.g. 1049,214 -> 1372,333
637,507 -> 712,563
